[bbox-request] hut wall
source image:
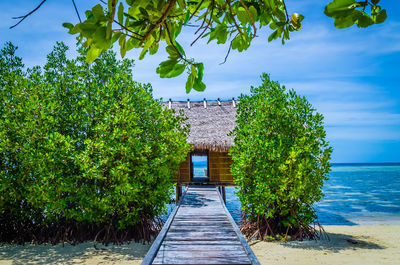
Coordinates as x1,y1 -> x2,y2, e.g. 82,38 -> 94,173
174,151 -> 234,184
209,151 -> 234,184
173,153 -> 191,183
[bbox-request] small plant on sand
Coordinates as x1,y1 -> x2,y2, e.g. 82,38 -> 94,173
230,74 -> 332,241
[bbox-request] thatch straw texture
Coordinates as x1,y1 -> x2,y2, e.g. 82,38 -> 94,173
165,100 -> 237,151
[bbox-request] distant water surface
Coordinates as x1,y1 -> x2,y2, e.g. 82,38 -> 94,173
315,163 -> 400,225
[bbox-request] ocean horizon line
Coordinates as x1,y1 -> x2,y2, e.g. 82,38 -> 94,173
331,162 -> 400,166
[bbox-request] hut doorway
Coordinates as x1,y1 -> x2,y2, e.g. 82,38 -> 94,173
190,151 -> 209,183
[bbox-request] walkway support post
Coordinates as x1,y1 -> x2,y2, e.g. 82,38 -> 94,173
221,186 -> 226,204
175,185 -> 182,203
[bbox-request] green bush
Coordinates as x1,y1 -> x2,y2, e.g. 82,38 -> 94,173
0,42 -> 190,244
230,74 -> 332,241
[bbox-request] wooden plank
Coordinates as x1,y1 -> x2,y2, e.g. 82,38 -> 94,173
209,151 -> 231,158
172,221 -> 232,226
179,169 -> 190,175
173,220 -> 230,224
164,235 -> 239,241
164,235 -> 238,241
210,170 -> 232,176
168,227 -> 234,232
169,224 -> 233,229
153,257 -> 251,265
161,240 -> 243,245
165,231 -> 237,237
159,244 -> 244,252
208,162 -> 232,167
154,250 -> 249,259
174,216 -> 227,219
209,157 -> 233,163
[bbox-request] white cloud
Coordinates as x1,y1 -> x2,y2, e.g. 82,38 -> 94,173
325,112 -> 400,126
327,126 -> 400,141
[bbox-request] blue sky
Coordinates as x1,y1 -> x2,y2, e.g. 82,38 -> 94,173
1,0 -> 399,163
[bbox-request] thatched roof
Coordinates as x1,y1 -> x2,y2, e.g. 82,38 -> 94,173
165,99 -> 237,152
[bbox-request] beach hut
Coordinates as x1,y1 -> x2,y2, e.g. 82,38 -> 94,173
166,98 -> 237,201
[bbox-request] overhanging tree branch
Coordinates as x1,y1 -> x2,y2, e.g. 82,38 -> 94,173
191,0 -> 215,46
226,0 -> 243,35
141,0 -> 177,44
72,0 -> 82,23
239,0 -> 256,38
10,0 -> 47,29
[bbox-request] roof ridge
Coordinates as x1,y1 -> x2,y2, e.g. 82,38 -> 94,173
161,97 -> 237,103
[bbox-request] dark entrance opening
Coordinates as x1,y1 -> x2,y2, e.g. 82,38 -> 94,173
191,151 -> 209,183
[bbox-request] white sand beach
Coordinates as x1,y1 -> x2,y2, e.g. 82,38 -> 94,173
1,225 -> 400,265
251,225 -> 400,265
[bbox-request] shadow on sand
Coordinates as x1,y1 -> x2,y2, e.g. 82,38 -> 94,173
249,230 -> 385,253
0,241 -> 150,265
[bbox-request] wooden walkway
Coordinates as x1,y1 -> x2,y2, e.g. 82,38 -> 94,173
142,186 -> 260,265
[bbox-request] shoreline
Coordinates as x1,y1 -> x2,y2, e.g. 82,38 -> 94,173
1,225 -> 400,265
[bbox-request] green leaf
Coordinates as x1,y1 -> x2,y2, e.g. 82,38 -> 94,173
195,63 -> 204,82
166,64 -> 185,78
208,24 -> 228,44
139,38 -> 153,60
190,64 -> 197,79
106,22 -> 112,40
183,11 -> 190,26
274,9 -> 286,22
324,0 -> 359,18
375,9 -> 387,24
268,30 -> 278,42
85,10 -> 94,20
231,36 -> 241,50
269,22 -> 278,30
291,13 -> 304,24
78,22 -> 97,36
62,23 -> 74,30
156,59 -> 178,78
356,13 -> 374,28
92,4 -> 105,20
249,6 -> 257,21
193,79 -> 206,92
119,34 -> 126,58
118,3 -> 124,24
149,42 -> 159,55
139,49 -> 148,60
334,14 -> 355,28
166,45 -> 179,58
177,0 -> 186,8
111,31 -> 122,43
290,13 -> 304,30
86,46 -> 102,62
260,12 -> 272,26
175,42 -> 185,57
185,74 -> 194,93
237,7 -> 249,24
93,27 -> 110,49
